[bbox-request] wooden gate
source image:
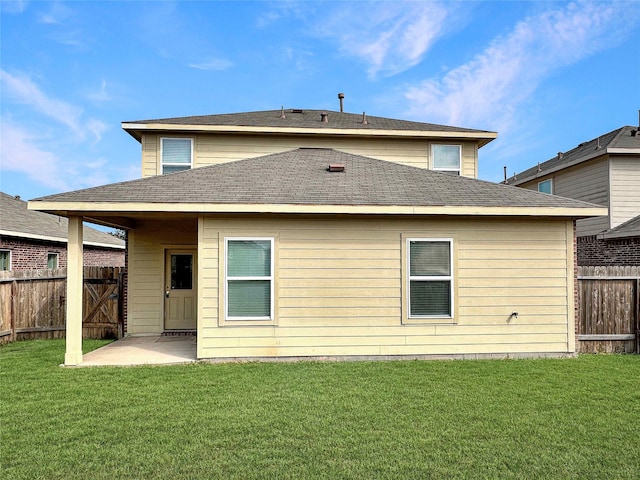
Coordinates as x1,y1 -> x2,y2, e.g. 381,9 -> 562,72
0,267 -> 124,343
577,266 -> 639,353
82,266 -> 124,339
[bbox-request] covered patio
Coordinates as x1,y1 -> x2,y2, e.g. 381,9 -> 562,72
78,335 -> 197,367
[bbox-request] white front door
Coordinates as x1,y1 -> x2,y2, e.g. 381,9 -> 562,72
164,250 -> 197,330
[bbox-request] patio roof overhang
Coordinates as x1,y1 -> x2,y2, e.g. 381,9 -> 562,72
28,201 -> 608,231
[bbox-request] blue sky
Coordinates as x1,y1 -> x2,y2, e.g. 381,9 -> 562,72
1,0 -> 639,202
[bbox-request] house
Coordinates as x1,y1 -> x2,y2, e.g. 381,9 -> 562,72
28,106 -> 606,365
1,192 -> 125,271
504,126 -> 640,266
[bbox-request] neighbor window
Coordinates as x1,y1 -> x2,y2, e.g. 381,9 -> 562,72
432,145 -> 461,175
407,239 -> 453,318
0,250 -> 10,271
225,238 -> 273,320
161,138 -> 193,174
47,253 -> 59,269
538,179 -> 553,194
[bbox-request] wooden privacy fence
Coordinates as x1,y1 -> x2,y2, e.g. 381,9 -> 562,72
0,267 -> 124,343
577,266 -> 640,354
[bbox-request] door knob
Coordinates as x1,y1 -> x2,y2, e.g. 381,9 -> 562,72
165,289 -> 170,298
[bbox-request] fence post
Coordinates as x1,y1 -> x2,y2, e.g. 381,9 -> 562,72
636,279 -> 639,354
10,279 -> 17,342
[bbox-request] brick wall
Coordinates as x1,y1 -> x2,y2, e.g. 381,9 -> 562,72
577,235 -> 640,266
0,236 -> 124,270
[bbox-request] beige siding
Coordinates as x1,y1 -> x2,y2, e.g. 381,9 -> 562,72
520,157 -> 610,236
609,156 -> 640,228
127,219 -> 197,334
195,216 -> 573,359
141,133 -> 479,178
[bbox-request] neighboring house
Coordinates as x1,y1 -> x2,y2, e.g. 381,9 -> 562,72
504,126 -> 640,266
29,107 -> 605,365
1,192 -> 125,270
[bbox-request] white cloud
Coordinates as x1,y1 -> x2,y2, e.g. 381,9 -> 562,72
86,79 -> 111,103
0,120 -> 115,192
315,2 -> 451,78
0,0 -> 28,14
1,69 -> 83,134
403,1 -> 640,131
37,2 -> 72,24
0,121 -> 71,191
0,69 -> 108,142
188,58 -> 233,71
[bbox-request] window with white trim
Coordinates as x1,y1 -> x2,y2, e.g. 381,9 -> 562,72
538,179 -> 553,194
0,250 -> 10,271
47,253 -> 59,269
225,238 -> 273,320
407,239 -> 453,318
161,138 -> 193,174
432,144 -> 461,175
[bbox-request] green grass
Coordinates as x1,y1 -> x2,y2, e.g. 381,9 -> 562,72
1,340 -> 639,479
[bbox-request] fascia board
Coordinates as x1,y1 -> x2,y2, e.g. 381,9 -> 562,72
28,201 -> 608,219
121,122 -> 497,144
606,148 -> 640,154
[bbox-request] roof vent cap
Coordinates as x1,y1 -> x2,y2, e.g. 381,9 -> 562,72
321,112 -> 328,123
361,112 -> 368,125
558,152 -> 564,159
327,164 -> 345,172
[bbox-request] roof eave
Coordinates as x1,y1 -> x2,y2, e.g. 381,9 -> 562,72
507,145 -> 640,186
0,229 -> 125,249
28,200 -> 607,219
121,122 -> 498,146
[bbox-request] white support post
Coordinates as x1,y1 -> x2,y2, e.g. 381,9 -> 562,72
64,216 -> 84,366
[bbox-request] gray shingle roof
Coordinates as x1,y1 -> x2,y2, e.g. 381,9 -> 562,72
32,149 -> 600,211
1,192 -> 125,247
506,126 -> 640,185
601,214 -> 640,239
124,109 -> 494,135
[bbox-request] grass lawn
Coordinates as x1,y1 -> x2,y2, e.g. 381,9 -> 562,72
1,340 -> 639,479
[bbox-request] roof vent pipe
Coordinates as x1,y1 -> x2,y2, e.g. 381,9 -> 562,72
361,112 -> 368,125
279,106 -> 286,119
338,93 -> 345,112
503,166 -> 507,182
558,152 -> 564,159
321,112 -> 328,123
537,162 -> 541,172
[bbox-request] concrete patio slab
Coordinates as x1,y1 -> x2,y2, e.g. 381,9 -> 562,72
79,335 -> 197,367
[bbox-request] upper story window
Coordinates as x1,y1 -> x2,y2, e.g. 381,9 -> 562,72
161,138 -> 193,174
432,144 -> 461,175
538,179 -> 553,194
0,250 -> 10,271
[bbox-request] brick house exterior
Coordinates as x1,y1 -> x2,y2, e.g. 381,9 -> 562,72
1,192 -> 124,271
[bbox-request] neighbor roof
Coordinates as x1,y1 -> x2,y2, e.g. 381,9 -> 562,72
600,214 -> 640,240
1,192 -> 125,248
505,126 -> 640,186
122,109 -> 497,146
30,149 -> 604,219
